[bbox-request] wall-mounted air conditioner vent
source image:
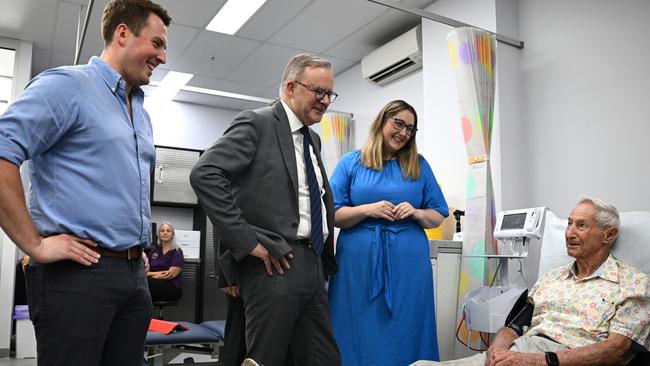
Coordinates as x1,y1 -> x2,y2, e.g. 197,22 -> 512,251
361,25 -> 422,86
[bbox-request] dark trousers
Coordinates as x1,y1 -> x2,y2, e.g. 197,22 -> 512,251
222,296 -> 247,366
25,257 -> 152,366
238,244 -> 341,366
147,277 -> 182,302
223,295 -> 296,366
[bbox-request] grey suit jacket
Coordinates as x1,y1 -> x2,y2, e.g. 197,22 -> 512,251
190,101 -> 337,287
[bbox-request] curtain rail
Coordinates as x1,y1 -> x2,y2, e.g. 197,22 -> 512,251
368,0 -> 524,49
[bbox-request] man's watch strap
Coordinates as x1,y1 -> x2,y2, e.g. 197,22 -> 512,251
545,351 -> 559,366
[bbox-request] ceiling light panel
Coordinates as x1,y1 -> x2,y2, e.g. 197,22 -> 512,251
205,0 -> 268,35
149,71 -> 194,100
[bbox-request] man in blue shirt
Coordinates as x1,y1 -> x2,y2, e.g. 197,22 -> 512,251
0,1 -> 170,364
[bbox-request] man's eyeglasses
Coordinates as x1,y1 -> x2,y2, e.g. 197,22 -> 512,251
294,80 -> 338,103
390,117 -> 417,135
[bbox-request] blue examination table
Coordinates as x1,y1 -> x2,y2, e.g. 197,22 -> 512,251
145,320 -> 226,366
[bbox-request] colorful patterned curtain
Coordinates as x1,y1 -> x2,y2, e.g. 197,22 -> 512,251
316,112 -> 354,176
447,27 -> 497,354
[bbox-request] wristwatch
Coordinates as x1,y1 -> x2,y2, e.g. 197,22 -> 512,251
545,351 -> 559,366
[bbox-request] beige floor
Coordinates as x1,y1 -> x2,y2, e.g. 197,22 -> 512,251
0,359 -> 36,366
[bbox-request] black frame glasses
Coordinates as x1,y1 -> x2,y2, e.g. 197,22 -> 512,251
390,117 -> 417,136
294,80 -> 338,103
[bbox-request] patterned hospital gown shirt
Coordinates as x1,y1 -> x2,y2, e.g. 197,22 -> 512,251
527,255 -> 649,350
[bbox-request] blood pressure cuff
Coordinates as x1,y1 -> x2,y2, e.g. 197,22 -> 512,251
504,289 -> 534,336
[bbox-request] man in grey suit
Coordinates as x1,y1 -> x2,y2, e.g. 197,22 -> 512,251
190,53 -> 341,366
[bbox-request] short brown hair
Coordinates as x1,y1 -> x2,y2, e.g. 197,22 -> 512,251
101,0 -> 171,46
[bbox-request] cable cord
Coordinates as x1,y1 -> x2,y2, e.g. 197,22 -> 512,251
456,304 -> 490,352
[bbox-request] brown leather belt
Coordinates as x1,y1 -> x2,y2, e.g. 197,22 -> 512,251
91,246 -> 142,260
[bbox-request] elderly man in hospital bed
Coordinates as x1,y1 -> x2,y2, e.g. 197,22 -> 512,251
415,197 -> 649,366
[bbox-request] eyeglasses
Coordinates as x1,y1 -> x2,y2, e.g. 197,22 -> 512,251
294,80 -> 338,103
390,117 -> 417,135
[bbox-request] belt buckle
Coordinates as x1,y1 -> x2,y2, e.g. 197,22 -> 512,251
127,247 -> 139,260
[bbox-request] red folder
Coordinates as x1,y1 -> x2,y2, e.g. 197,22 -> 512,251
149,319 -> 188,334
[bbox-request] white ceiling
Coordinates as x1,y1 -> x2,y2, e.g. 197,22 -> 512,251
0,0 -> 435,110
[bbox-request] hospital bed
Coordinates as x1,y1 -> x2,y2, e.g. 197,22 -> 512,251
144,320 -> 226,366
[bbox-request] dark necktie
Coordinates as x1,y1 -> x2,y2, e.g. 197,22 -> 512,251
300,126 -> 324,257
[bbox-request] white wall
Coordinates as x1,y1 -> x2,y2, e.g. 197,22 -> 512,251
494,0 -> 524,211
144,99 -> 240,150
333,0 -> 510,217
417,0 -> 650,218
142,2 -> 650,222
519,0 -> 650,216
0,38 -> 32,357
333,63 -> 423,150
144,100 -> 241,240
421,0 -> 498,212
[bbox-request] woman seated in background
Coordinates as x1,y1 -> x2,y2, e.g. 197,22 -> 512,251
328,100 -> 449,366
146,222 -> 184,301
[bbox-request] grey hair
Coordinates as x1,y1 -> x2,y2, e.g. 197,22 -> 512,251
157,222 -> 180,251
279,53 -> 332,97
577,197 -> 620,245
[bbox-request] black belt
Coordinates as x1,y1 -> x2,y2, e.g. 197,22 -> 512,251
91,246 -> 142,260
295,239 -> 312,247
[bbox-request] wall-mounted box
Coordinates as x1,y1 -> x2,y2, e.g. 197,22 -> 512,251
152,146 -> 201,205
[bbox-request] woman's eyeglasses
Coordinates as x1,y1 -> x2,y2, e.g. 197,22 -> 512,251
390,117 -> 417,135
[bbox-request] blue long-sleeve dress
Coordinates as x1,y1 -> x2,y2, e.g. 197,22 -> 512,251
328,150 -> 448,366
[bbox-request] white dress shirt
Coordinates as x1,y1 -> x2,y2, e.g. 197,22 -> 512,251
281,100 -> 329,242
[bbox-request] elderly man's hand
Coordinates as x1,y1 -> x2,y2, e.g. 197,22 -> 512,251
485,346 -> 508,366
485,327 -> 518,366
490,350 -> 546,366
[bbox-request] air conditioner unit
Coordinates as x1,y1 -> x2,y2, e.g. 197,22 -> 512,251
361,25 -> 422,86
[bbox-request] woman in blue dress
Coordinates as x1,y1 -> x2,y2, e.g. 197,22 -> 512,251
329,100 -> 448,365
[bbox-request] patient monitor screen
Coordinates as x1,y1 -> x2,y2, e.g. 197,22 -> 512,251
501,213 -> 527,230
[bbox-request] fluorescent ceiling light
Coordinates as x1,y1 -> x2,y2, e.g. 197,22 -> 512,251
159,71 -> 194,88
149,71 -> 193,100
147,82 -> 274,104
205,0 -> 268,35
181,85 -> 273,103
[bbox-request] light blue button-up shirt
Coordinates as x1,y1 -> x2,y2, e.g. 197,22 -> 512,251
0,56 -> 155,250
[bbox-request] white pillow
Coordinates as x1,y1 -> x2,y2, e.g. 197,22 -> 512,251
539,210 -> 650,276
